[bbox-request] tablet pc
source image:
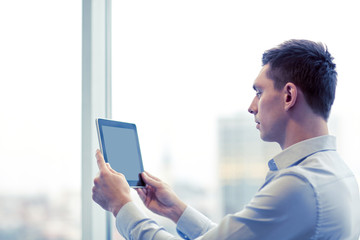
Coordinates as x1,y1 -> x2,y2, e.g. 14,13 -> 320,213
96,118 -> 145,188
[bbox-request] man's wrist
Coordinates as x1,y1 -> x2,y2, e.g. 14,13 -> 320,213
169,201 -> 187,223
112,198 -> 132,217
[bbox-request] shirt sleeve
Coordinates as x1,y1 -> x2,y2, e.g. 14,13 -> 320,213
116,201 -> 181,240
116,174 -> 317,240
116,202 -> 216,240
193,174 -> 317,240
176,206 -> 217,239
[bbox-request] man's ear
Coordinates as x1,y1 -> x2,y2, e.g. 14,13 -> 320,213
283,82 -> 297,111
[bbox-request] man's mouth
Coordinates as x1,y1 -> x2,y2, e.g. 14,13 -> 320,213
255,120 -> 260,129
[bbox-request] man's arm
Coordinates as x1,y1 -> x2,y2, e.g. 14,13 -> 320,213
115,201 -> 217,240
92,150 -> 216,239
116,174 -> 317,240
91,138 -> 216,239
93,150 -> 317,239
192,174 -> 317,240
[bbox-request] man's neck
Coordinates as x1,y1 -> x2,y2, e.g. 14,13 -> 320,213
280,116 -> 329,150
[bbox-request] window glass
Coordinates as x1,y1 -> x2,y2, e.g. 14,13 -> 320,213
112,0 -> 360,238
0,1 -> 81,239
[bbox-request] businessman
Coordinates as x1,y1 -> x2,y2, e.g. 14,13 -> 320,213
92,39 -> 360,239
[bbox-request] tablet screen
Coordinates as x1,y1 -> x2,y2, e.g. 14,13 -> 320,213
96,119 -> 145,187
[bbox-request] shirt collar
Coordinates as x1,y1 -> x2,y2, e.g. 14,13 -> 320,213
268,135 -> 337,171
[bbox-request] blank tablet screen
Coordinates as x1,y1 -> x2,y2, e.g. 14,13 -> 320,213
96,119 -> 145,187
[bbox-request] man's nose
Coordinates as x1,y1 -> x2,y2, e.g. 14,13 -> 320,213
248,97 -> 258,114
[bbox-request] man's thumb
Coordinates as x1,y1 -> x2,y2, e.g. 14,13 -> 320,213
142,171 -> 161,188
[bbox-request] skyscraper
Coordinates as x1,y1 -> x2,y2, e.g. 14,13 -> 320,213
218,113 -> 280,215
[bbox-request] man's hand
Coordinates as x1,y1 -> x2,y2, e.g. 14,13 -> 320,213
136,172 -> 187,223
92,150 -> 132,217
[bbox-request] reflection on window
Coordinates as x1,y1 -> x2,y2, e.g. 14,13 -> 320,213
0,1 -> 81,239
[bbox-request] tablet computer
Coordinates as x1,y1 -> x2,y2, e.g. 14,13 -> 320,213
96,118 -> 145,188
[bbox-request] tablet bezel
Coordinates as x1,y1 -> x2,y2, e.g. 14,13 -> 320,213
96,118 -> 145,188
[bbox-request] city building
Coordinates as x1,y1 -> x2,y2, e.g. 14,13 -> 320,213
218,113 -> 280,215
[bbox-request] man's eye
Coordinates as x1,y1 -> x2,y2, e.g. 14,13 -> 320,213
256,91 -> 262,98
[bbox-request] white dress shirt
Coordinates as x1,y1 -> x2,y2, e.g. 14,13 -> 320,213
116,135 -> 360,239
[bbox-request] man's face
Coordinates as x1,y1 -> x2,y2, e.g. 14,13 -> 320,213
248,65 -> 287,144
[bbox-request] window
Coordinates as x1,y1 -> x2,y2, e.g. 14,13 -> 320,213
0,1 -> 81,239
2,1 -> 358,239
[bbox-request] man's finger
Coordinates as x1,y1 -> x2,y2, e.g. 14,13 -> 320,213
144,171 -> 161,181
96,149 -> 108,171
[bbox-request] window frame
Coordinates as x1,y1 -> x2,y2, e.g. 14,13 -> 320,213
82,0 -> 112,239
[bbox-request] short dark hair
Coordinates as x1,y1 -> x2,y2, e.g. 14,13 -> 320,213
262,39 -> 337,120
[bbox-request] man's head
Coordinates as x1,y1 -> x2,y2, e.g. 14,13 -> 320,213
248,40 -> 337,148
262,39 -> 337,121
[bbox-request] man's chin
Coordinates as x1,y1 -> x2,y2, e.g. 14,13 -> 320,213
259,132 -> 274,142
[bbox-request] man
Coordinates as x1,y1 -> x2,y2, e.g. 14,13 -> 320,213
92,39 -> 360,239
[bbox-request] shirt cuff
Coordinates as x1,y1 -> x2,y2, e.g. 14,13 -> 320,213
116,201 -> 148,237
116,202 -> 177,240
176,206 -> 216,239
